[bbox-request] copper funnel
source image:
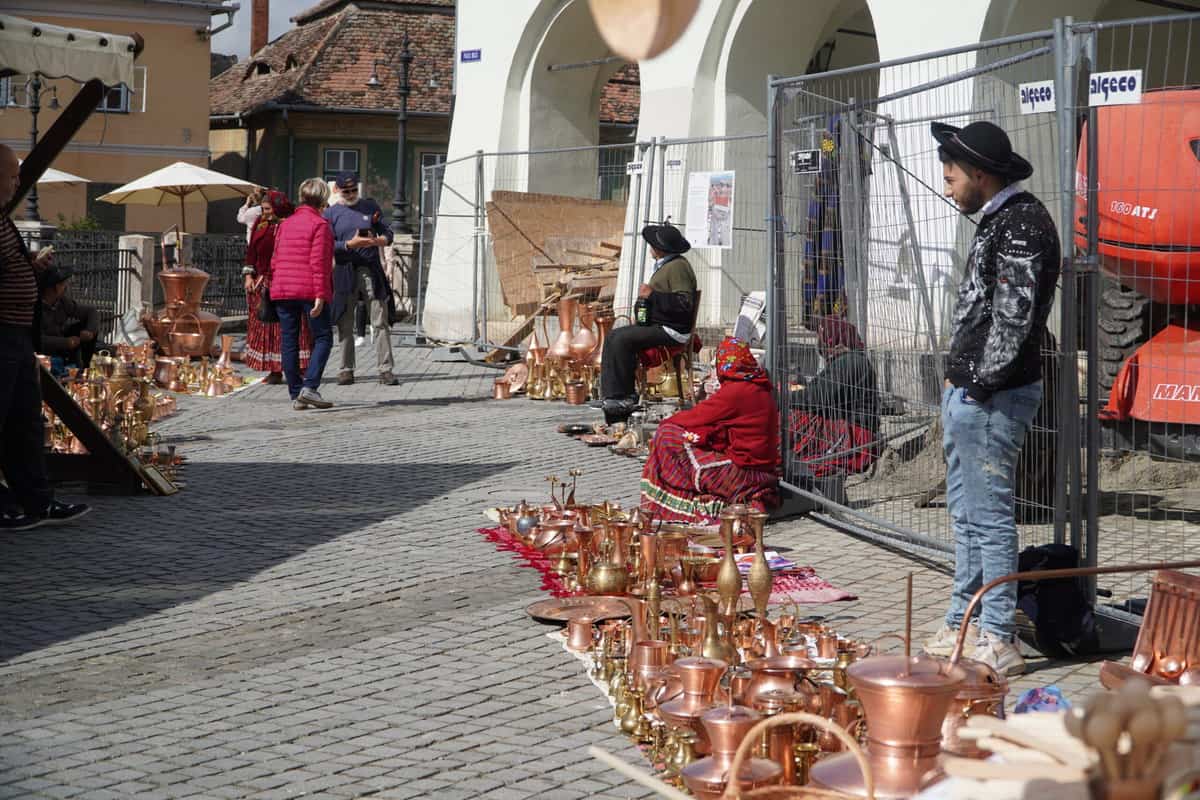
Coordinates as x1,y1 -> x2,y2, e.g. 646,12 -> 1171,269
810,654 -> 965,798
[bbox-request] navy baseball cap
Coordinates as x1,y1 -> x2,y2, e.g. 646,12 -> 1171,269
334,171 -> 359,189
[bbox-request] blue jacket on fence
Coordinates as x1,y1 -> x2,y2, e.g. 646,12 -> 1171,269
324,199 -> 393,323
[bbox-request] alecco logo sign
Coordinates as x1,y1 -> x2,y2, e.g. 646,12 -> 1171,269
1019,81 -> 1055,114
1089,69 -> 1143,106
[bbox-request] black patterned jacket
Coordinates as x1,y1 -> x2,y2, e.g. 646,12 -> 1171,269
945,191 -> 1060,402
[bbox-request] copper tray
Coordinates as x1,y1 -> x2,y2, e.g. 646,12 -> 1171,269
581,434 -> 617,446
525,596 -> 634,623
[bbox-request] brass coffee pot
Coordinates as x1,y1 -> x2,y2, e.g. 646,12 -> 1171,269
586,537 -> 629,595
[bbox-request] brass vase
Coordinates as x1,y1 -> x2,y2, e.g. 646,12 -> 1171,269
698,594 -> 737,664
747,511 -> 772,622
716,511 -> 742,619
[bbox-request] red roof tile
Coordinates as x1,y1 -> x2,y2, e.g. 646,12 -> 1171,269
212,2 -> 640,124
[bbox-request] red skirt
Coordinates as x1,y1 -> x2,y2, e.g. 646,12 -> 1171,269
640,423 -> 779,524
244,287 -> 312,373
789,411 -> 877,478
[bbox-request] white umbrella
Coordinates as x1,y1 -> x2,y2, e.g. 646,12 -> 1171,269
97,161 -> 260,233
18,160 -> 89,186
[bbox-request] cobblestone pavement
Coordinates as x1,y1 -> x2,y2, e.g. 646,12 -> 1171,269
1,333 -> 1109,799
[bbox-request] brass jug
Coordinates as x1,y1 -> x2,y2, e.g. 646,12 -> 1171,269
586,538 -> 629,595
716,511 -> 743,618
698,594 -> 737,664
747,511 -> 772,622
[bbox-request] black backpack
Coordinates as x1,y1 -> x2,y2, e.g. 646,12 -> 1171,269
1017,543 -> 1100,656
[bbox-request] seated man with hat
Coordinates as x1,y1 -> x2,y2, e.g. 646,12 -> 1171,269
597,223 -> 697,424
38,265 -> 101,375
922,119 -> 1060,677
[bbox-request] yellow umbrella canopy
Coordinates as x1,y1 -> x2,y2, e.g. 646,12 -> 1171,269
97,161 -> 260,233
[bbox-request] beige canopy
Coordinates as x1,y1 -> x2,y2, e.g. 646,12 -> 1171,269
97,161 -> 260,233
0,14 -> 138,88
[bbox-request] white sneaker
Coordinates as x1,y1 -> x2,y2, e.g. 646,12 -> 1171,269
354,335 -> 366,347
922,622 -> 979,658
972,631 -> 1026,677
297,388 -> 333,409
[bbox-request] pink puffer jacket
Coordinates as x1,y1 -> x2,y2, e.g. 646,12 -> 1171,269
268,205 -> 333,302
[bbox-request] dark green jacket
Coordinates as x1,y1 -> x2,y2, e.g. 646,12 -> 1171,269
645,255 -> 697,332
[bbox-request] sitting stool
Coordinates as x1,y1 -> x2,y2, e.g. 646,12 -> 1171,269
635,290 -> 702,405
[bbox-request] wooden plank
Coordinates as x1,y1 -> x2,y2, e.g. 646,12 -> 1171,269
483,292 -> 560,363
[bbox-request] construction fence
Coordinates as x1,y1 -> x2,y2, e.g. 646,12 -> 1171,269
767,12 -> 1200,613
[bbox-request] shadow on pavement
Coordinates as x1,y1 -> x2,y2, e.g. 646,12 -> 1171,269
0,459 -> 513,661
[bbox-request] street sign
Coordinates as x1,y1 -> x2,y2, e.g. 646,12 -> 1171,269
626,161 -> 644,175
460,49 -> 482,63
790,149 -> 821,175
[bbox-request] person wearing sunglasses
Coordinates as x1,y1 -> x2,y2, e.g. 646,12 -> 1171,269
324,171 -> 398,386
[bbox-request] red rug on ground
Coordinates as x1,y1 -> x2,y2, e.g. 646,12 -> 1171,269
476,526 -> 856,603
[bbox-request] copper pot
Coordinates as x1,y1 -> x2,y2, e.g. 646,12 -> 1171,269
739,655 -> 817,708
532,519 -> 574,551
680,705 -> 783,799
810,654 -> 966,798
564,381 -> 587,405
940,657 -> 1008,758
630,640 -> 673,691
658,656 -> 727,754
493,379 -> 512,400
168,313 -> 207,357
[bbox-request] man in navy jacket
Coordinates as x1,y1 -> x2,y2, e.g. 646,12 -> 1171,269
324,172 -> 397,386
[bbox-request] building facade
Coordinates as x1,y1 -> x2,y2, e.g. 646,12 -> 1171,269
0,0 -> 234,233
422,0 -> 1183,343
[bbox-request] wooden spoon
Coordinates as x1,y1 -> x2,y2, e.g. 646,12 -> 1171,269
1144,696 -> 1189,778
941,754 -> 1087,783
1084,709 -> 1124,781
1124,705 -> 1161,779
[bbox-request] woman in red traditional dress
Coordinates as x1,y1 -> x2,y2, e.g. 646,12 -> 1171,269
788,316 -> 880,479
640,337 -> 780,523
242,190 -> 312,383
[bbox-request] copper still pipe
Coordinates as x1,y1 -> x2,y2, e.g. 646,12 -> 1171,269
948,558 -> 1200,666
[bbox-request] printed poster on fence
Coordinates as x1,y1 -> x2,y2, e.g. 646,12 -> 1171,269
684,170 -> 735,249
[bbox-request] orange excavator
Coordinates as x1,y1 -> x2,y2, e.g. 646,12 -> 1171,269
1076,88 -> 1200,460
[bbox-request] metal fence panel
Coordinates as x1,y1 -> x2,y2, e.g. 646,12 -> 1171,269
1071,13 -> 1200,607
769,33 -> 1064,561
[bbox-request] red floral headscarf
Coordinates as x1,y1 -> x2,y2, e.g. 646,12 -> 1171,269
816,316 -> 865,358
262,189 -> 294,220
715,336 -> 769,386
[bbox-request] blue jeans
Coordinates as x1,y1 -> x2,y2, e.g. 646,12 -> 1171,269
942,381 -> 1042,640
276,300 -> 333,399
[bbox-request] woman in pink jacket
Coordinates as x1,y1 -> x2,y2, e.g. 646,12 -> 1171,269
268,178 -> 336,410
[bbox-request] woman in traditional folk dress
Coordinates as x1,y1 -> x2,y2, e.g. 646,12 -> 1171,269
640,337 -> 780,523
789,316 -> 880,479
242,190 -> 312,383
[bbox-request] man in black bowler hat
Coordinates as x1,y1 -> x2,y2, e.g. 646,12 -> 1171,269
596,224 -> 697,424
922,120 -> 1060,676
